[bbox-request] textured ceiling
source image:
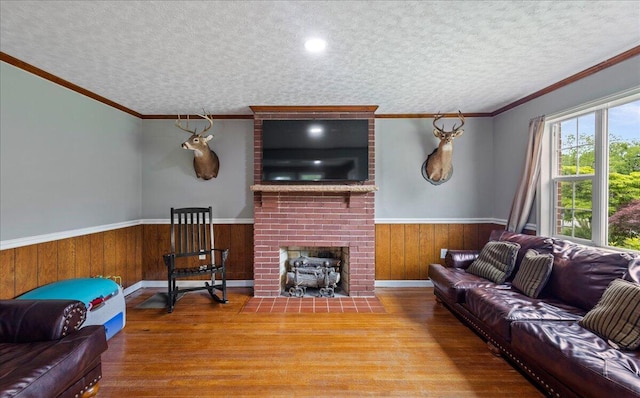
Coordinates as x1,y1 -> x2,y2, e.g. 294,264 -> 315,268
1,0 -> 639,116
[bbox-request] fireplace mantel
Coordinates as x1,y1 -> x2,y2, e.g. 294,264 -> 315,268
250,184 -> 378,193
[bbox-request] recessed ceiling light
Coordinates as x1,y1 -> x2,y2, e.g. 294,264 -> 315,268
305,38 -> 326,53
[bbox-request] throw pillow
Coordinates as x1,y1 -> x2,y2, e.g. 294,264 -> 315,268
467,241 -> 521,284
511,249 -> 554,298
579,278 -> 640,350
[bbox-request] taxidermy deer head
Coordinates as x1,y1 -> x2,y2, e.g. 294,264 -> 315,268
175,112 -> 220,180
422,111 -> 465,185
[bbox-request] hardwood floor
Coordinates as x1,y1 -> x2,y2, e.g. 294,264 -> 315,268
100,287 -> 543,397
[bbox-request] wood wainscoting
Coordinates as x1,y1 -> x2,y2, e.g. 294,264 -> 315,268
0,226 -> 143,299
1,222 -> 503,299
375,223 -> 501,280
141,224 -> 254,281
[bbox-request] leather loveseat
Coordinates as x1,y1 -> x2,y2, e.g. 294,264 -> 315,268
0,299 -> 108,398
429,230 -> 640,398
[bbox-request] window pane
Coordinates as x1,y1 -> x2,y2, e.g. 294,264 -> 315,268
556,114 -> 595,176
577,113 -> 595,171
607,99 -> 640,251
560,119 -> 576,150
558,119 -> 576,176
555,180 -> 593,240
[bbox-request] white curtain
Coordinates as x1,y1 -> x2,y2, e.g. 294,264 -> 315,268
506,115 -> 546,233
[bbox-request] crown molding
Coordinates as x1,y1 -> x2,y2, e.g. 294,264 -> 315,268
0,51 -> 143,118
490,44 -> 640,116
375,113 -> 492,118
249,105 -> 379,113
141,114 -> 254,120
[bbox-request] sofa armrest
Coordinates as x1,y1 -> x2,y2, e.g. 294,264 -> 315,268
445,250 -> 480,269
0,299 -> 87,343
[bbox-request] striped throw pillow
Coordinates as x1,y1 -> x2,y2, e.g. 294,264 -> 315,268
467,241 -> 521,284
580,278 -> 640,350
511,249 -> 554,298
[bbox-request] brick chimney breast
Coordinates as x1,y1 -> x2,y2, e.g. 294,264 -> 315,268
250,106 -> 377,297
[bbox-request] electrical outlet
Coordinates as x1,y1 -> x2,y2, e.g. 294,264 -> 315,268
440,248 -> 448,259
199,254 -> 206,260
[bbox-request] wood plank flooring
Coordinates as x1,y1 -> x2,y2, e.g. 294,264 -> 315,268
100,287 -> 543,397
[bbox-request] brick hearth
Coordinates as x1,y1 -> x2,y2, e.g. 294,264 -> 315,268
251,106 -> 377,297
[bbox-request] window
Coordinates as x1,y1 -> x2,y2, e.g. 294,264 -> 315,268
540,90 -> 640,252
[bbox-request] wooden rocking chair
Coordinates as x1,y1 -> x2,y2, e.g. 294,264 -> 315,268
163,207 -> 228,313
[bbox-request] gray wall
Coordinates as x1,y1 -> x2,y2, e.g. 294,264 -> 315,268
140,117 -> 495,222
375,117 -> 494,220
492,55 -> 640,223
140,119 -> 254,220
3,54 -> 638,242
0,62 -> 142,241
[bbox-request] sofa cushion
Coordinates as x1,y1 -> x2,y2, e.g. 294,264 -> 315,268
511,249 -> 554,298
467,241 -> 520,284
492,231 -> 555,280
580,278 -> 640,350
429,264 -> 498,304
511,321 -> 640,398
463,288 -> 584,342
545,240 -> 636,311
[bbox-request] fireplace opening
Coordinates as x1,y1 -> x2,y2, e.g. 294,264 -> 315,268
280,247 -> 350,297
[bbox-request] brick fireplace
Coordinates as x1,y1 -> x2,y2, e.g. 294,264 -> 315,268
250,106 -> 378,297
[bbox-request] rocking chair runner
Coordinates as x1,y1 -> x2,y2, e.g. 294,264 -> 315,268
163,207 -> 228,313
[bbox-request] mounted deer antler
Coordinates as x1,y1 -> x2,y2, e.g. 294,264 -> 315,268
175,111 -> 220,180
422,111 -> 465,184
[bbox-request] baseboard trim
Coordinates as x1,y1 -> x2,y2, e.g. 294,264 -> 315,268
375,280 -> 433,288
140,280 -> 254,289
122,279 -> 432,296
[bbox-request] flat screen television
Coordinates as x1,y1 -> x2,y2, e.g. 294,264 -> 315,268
261,119 -> 369,183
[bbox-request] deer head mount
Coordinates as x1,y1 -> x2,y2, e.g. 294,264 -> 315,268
422,111 -> 465,185
175,112 -> 220,180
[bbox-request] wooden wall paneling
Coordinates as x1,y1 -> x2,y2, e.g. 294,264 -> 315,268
213,224 -> 231,280
130,226 -> 143,286
37,241 -> 58,287
57,238 -> 76,281
448,224 -> 465,251
228,224 -> 247,280
243,224 -> 254,280
142,224 -> 159,280
103,230 -> 117,277
479,224 -> 501,247
433,224 -> 449,267
122,228 -> 133,288
0,249 -> 16,299
0,222 -> 513,299
375,224 -> 391,280
14,245 -> 38,297
75,235 -> 92,278
89,233 -> 105,277
463,224 -> 479,250
419,224 -> 435,279
389,225 -> 406,280
157,225 -> 172,280
113,228 -> 127,283
404,224 -> 421,280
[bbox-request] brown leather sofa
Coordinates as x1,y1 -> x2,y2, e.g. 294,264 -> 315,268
0,300 -> 108,398
429,230 -> 640,398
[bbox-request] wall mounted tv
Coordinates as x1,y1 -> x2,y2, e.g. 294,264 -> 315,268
261,119 -> 369,183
